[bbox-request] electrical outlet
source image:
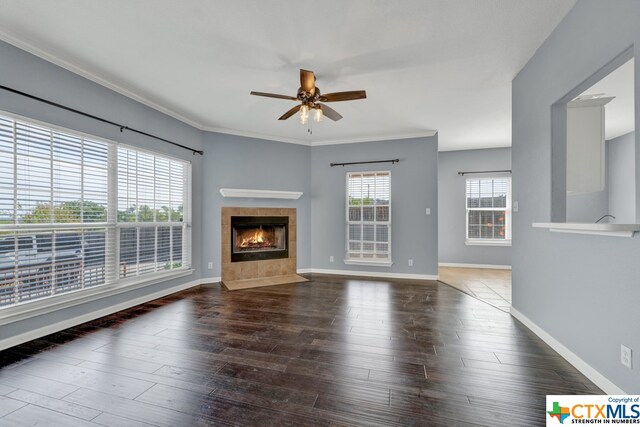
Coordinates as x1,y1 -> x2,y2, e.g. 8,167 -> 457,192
408,259 -> 413,267
207,262 -> 213,269
425,208 -> 431,215
513,201 -> 519,213
329,255 -> 334,263
621,344 -> 632,369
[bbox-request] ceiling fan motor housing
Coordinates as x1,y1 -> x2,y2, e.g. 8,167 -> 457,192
298,87 -> 321,103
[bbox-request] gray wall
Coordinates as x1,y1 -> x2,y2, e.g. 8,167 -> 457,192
0,40 -> 205,342
608,131 -> 636,223
566,189 -> 609,223
438,148 -> 512,266
566,132 -> 636,224
311,136 -> 438,276
512,0 -> 640,393
201,133 -> 311,277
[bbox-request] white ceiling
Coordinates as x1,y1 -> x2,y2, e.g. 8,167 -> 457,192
0,0 -> 576,151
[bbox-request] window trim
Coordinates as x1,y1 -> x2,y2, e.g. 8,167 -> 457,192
0,110 -> 192,310
465,176 -> 512,246
344,170 -> 393,266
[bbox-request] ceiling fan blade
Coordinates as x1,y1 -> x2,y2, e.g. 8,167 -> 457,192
278,104 -> 302,120
300,69 -> 316,95
250,91 -> 298,101
319,104 -> 343,121
319,90 -> 367,102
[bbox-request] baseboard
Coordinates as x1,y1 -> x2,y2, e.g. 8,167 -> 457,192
510,307 -> 626,394
438,262 -> 512,270
200,276 -> 222,284
307,268 -> 438,281
0,278 -> 206,352
296,268 -> 312,274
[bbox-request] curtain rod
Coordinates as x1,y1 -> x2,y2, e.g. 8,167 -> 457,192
0,85 -> 204,155
458,169 -> 511,176
330,159 -> 399,167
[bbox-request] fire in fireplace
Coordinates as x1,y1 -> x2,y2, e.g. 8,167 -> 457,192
231,216 -> 288,262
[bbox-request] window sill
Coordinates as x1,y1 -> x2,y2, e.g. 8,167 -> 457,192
0,269 -> 194,326
344,259 -> 393,267
465,240 -> 512,247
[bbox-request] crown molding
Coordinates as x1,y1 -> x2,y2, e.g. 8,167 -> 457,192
0,29 -> 205,130
204,126 -> 438,147
438,143 -> 511,152
308,131 -> 437,146
203,126 -> 312,146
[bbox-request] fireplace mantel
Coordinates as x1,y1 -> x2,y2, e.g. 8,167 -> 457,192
219,188 -> 303,199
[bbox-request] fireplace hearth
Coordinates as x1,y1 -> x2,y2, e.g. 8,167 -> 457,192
231,216 -> 288,262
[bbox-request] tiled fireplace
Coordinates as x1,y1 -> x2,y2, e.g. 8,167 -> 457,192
221,207 -> 297,285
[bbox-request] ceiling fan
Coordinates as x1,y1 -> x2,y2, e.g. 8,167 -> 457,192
250,69 -> 367,123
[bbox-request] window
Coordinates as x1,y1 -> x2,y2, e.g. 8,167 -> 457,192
0,112 -> 191,308
346,171 -> 391,265
117,147 -> 188,278
465,177 -> 511,245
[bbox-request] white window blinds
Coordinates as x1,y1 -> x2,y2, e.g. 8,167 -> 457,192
0,112 -> 191,308
117,146 -> 190,278
346,171 -> 391,262
465,177 -> 511,241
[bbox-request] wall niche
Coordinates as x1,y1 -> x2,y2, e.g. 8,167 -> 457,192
550,49 -> 637,226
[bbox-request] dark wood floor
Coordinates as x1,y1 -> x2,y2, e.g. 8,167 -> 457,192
0,274 -> 600,426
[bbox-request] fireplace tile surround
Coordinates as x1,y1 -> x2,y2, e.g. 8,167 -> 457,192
221,207 -> 299,285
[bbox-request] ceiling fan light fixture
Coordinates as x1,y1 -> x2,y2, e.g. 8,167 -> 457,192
314,106 -> 323,123
300,104 -> 309,124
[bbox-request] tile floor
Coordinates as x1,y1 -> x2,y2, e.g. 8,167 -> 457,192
438,267 -> 512,312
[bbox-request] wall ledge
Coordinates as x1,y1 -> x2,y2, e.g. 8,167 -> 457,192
532,222 -> 640,237
510,307 -> 626,395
